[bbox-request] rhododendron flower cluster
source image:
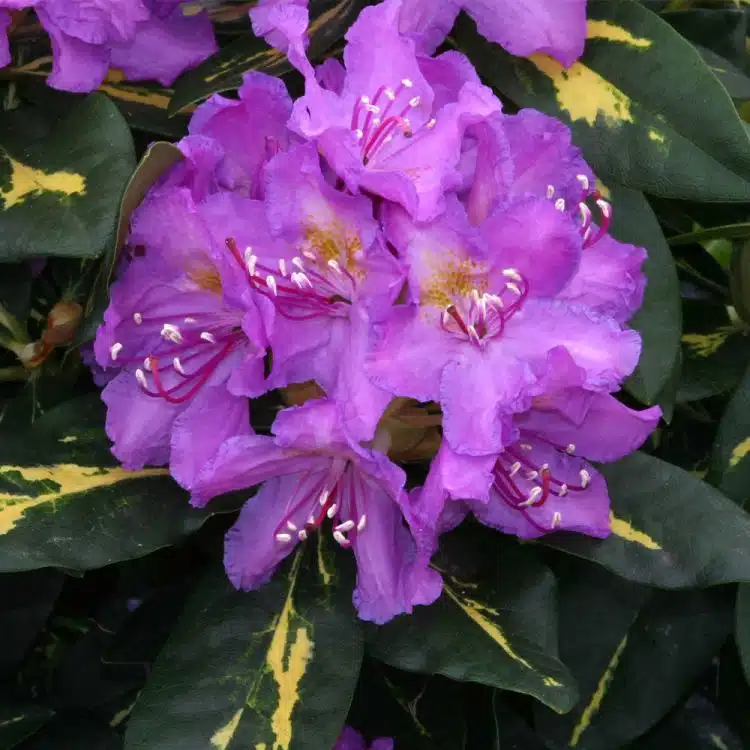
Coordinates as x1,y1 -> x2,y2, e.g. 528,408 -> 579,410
94,0 -> 660,624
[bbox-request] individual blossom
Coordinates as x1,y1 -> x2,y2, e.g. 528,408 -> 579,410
334,726 -> 394,750
190,398 -> 442,624
236,140 -> 403,440
0,0 -> 217,92
397,0 -> 587,67
250,0 -> 501,221
366,195 -> 641,457
409,383 -> 660,554
93,135 -> 277,488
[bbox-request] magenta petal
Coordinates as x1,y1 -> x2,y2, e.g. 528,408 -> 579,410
170,385 -> 250,491
224,475 -> 303,591
333,727 -> 367,750
0,10 -> 11,68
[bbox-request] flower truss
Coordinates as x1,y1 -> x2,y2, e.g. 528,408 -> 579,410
94,0 -> 660,625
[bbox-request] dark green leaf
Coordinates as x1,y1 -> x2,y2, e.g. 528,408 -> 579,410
124,539 -> 363,750
368,529 -> 577,713
545,451 -> 750,587
535,566 -> 732,750
735,584 -> 750,686
0,699 -> 54,749
457,0 -> 750,201
0,94 -> 135,260
169,0 -> 368,115
601,183 -> 681,404
0,394 -> 222,572
17,717 -> 122,750
669,223 -> 750,247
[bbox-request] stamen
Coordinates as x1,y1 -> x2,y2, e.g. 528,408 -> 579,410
173,357 -> 186,375
110,342 -> 123,361
133,313 -> 143,325
509,462 -> 521,477
161,324 -> 182,343
319,490 -> 329,506
546,185 -> 555,199
520,443 -> 533,451
426,118 -> 437,129
596,199 -> 611,219
551,511 -> 562,528
335,520 -> 355,532
135,369 -> 147,388
297,529 -> 308,541
519,486 -> 543,507
401,78 -> 413,87
559,484 -> 568,497
580,469 -> 591,488
357,514 -> 367,532
502,268 -> 522,281
333,530 -> 351,547
355,129 -> 364,140
286,521 -> 298,531
266,276 -> 278,296
200,332 -> 216,344
385,88 -> 396,101
302,250 -> 316,260
409,96 -> 421,107
143,358 -> 153,371
278,258 -> 287,277
566,443 -> 576,454
526,470 -> 538,481
506,282 -> 522,296
292,256 -> 305,270
184,317 -> 197,324
275,532 -> 292,543
326,503 -> 338,519
246,254 -> 257,276
328,259 -> 342,274
577,174 -> 590,191
291,272 -> 312,290
554,198 -> 566,212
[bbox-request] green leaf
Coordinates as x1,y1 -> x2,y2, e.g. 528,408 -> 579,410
677,300 -> 748,403
457,0 -> 750,201
736,584 -> 750,686
545,451 -> 750,587
368,529 -> 578,714
168,0 -> 368,115
534,566 -> 732,750
669,222 -> 750,247
0,700 -> 55,749
0,94 -> 135,260
124,540 -> 363,750
601,182 -> 681,404
0,394 -> 221,573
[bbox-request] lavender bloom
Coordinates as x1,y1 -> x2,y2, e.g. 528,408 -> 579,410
93,135 -> 276,488
191,399 -> 442,624
0,0 -> 216,92
367,196 -> 642,457
251,0 -> 501,221
410,389 -> 660,554
397,0 -> 587,67
334,727 -> 394,750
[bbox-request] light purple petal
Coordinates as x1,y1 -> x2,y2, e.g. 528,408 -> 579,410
0,10 -> 11,68
463,0 -> 587,68
333,727 -> 367,750
109,8 -> 217,86
39,0 -> 148,45
398,0 -> 460,54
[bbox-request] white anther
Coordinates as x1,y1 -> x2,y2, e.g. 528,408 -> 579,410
520,443 -> 533,451
184,317 -> 197,324
526,470 -> 539,481
326,503 -> 338,519
506,282 -> 522,296
292,256 -> 305,270
373,118 -> 382,126
335,520 -> 355,533
402,78 -> 413,87
360,95 -> 370,103
409,96 -> 421,107
467,325 -> 481,344
333,530 -> 350,547
559,484 -> 568,497
297,529 -> 308,541
426,118 -> 437,129
355,128 -> 364,140
566,443 -> 576,454
302,249 -> 317,260
540,463 -> 549,472
502,268 -> 522,281
579,202 -> 592,226
509,461 -> 521,478
200,331 -> 216,344
173,357 -> 186,375
143,358 -> 153,371
328,259 -> 342,273
307,515 -> 316,526
577,174 -> 590,191
109,342 -> 123,361
275,533 -> 292,543
291,272 -> 312,290
366,104 -> 381,114
357,514 -> 367,532
135,369 -> 147,388
554,198 -> 566,212
319,490 -> 329,507
246,254 -> 258,276
385,88 -> 396,101
552,511 -> 562,528
519,486 -> 543,507
266,275 -> 278,296
161,323 -> 182,343
580,469 -> 591,488
596,199 -> 612,218
286,521 -> 298,532
133,313 -> 143,325
278,258 -> 287,277
486,293 -> 504,309
546,185 -> 555,199
383,135 -> 394,145
583,226 -> 593,245
402,117 -> 412,131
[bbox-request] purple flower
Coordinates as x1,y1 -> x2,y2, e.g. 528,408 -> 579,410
410,389 -> 660,555
0,0 -> 216,92
251,0 -> 501,221
334,726 -> 394,750
191,399 -> 442,624
397,0 -> 587,67
366,196 -> 641,457
242,141 -> 403,440
93,135 -> 277,488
